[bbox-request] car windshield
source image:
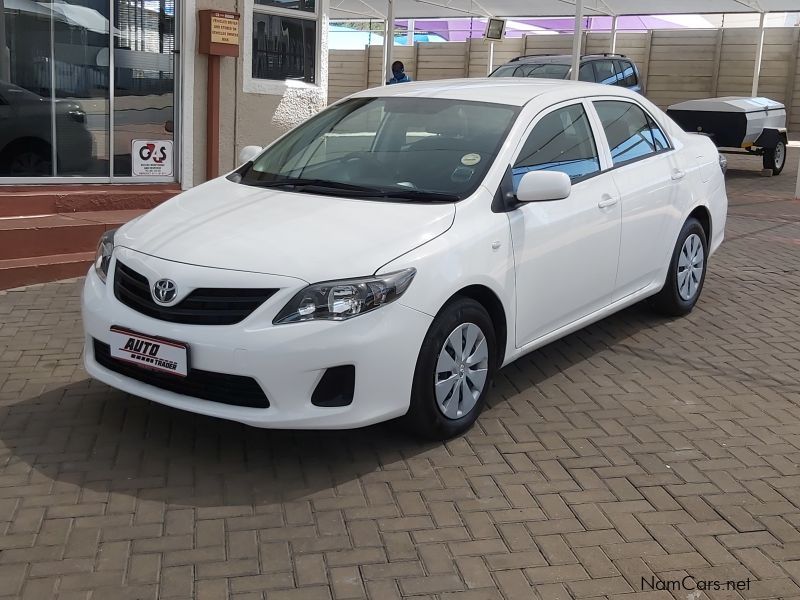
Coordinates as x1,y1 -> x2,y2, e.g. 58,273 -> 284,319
236,97 -> 519,201
491,63 -> 569,79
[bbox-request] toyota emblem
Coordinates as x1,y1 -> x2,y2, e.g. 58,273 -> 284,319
152,279 -> 177,304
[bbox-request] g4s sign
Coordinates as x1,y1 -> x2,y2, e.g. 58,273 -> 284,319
132,140 -> 174,176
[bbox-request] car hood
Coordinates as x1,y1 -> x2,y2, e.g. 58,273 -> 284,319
116,177 -> 456,283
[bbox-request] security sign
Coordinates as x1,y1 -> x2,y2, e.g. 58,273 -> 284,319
132,140 -> 174,176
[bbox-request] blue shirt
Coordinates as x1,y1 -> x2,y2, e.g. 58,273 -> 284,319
388,73 -> 412,84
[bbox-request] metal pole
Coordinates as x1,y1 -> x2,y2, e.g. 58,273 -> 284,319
570,0 -> 583,80
383,0 -> 394,84
407,18 -> 414,45
795,152 -> 800,200
487,40 -> 494,75
752,12 -> 765,97
50,2 -> 56,175
610,15 -> 618,54
0,0 -> 9,81
206,54 -> 220,180
109,0 -> 115,179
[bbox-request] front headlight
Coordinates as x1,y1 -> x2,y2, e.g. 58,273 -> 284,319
718,153 -> 728,174
94,228 -> 117,283
273,269 -> 416,324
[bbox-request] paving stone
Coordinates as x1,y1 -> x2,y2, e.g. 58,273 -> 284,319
1,152 -> 800,598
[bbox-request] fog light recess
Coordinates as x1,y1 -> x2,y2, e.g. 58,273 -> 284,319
311,365 -> 355,407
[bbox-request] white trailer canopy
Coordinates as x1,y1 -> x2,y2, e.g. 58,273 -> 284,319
329,0 -> 800,20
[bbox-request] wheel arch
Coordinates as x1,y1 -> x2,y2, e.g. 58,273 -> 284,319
0,135 -> 52,155
444,284 -> 508,366
688,204 -> 712,245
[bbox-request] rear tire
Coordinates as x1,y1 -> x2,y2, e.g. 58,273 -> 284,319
402,298 -> 496,440
763,139 -> 786,175
650,217 -> 708,317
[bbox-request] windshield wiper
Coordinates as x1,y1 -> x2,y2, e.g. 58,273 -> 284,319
247,178 -> 460,202
376,189 -> 460,202
246,178 -> 381,193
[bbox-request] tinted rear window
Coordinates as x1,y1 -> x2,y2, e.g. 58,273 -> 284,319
491,63 -> 569,79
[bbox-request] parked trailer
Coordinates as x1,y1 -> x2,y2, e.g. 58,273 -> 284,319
666,97 -> 788,175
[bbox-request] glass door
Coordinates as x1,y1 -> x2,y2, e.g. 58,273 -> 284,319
112,0 -> 175,178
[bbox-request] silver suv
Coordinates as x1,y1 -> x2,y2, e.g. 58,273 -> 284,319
490,53 -> 644,94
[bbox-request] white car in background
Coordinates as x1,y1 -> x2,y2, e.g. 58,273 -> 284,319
82,79 -> 727,439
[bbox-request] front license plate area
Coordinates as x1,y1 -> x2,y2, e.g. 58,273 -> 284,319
108,326 -> 188,377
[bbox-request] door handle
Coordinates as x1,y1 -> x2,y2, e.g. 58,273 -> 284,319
671,169 -> 686,181
597,196 -> 618,209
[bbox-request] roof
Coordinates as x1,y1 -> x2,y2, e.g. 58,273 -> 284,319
348,77 -> 614,106
329,0 -> 800,20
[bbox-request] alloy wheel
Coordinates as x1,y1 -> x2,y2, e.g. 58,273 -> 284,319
435,322 -> 489,420
677,233 -> 704,301
775,142 -> 785,170
11,152 -> 51,176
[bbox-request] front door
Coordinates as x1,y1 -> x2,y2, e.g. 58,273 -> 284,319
509,101 -> 621,347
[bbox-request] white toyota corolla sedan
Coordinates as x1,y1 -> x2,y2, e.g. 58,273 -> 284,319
82,79 -> 727,439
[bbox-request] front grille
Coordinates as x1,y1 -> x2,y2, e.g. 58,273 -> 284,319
93,340 -> 269,408
114,261 -> 278,325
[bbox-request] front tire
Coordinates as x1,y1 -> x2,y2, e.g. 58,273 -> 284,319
650,217 -> 708,317
403,298 -> 497,440
763,139 -> 786,175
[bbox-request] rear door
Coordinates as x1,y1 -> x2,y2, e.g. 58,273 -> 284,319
592,59 -> 620,86
590,99 -> 677,300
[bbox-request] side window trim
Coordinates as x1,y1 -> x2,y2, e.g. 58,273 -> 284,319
510,100 -> 604,187
583,99 -> 613,170
589,97 -> 674,172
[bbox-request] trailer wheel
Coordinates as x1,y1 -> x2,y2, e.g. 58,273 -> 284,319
763,139 -> 786,175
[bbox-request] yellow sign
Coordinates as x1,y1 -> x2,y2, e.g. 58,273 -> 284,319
210,14 -> 239,45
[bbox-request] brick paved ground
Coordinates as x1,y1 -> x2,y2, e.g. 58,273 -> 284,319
1,150 -> 799,600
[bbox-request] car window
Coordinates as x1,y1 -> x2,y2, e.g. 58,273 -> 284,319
492,63 -> 570,79
614,60 -> 638,87
241,96 -> 519,200
512,103 -> 601,190
578,63 -> 595,82
593,60 -> 618,85
646,114 -> 670,151
594,100 -> 669,166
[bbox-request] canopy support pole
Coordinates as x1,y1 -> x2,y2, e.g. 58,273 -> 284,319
752,12 -> 765,97
796,153 -> 800,201
383,0 -> 394,84
570,0 -> 584,80
610,15 -> 618,53
0,0 -> 9,81
487,40 -> 495,75
407,19 -> 414,45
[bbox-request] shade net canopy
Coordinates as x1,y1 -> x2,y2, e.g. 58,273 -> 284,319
329,0 -> 800,19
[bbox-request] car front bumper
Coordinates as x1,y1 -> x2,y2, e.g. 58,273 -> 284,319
82,251 -> 432,429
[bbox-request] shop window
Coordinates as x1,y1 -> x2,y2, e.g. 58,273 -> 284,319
252,13 -> 316,83
255,0 -> 315,12
0,0 -> 176,180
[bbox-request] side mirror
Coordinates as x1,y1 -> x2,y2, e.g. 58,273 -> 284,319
516,170 -> 571,203
239,145 -> 263,165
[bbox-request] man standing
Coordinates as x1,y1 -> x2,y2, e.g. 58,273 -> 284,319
388,61 -> 412,84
